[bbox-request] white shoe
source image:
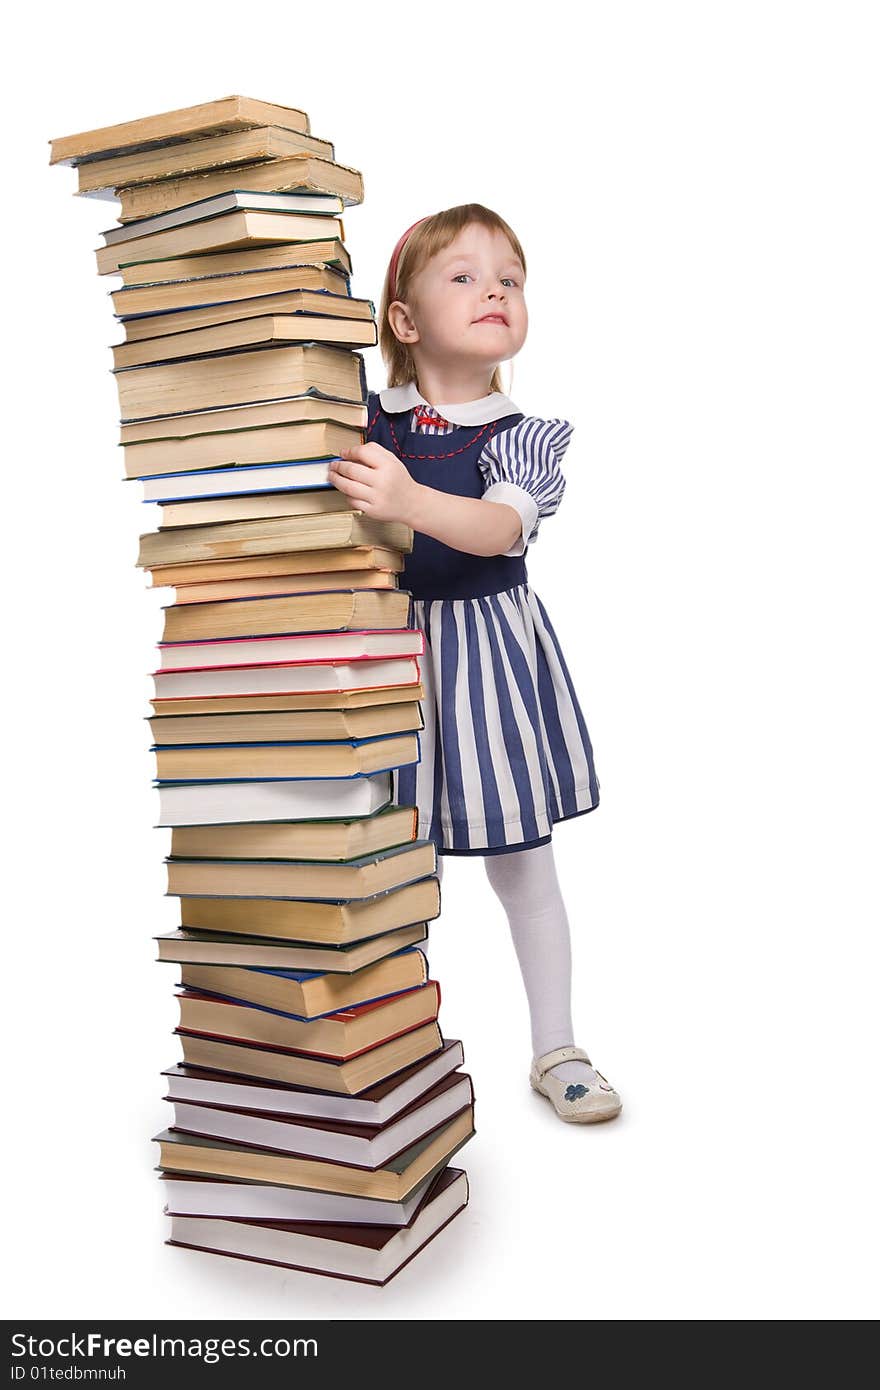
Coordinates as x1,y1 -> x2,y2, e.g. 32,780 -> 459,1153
529,1045 -> 623,1124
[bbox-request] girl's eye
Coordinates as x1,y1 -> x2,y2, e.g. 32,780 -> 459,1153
452,274 -> 472,284
501,277 -> 518,287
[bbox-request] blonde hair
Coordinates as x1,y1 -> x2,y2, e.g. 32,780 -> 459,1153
378,203 -> 527,393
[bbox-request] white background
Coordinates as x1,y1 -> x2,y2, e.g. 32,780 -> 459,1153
4,0 -> 877,1320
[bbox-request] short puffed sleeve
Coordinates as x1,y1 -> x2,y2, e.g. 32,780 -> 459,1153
477,416 -> 573,557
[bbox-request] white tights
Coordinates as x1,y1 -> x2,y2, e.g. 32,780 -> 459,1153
433,842 -> 598,1086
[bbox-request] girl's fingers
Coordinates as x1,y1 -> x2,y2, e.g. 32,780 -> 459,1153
330,471 -> 372,501
331,459 -> 375,483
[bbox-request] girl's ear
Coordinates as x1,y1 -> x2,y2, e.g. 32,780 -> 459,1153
387,299 -> 419,346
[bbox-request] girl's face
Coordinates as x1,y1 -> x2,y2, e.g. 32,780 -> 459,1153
397,223 -> 528,372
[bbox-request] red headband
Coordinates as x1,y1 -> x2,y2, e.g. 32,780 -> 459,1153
388,215 -> 431,302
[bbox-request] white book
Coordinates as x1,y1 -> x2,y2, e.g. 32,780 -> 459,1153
169,1075 -> 473,1168
141,458 -> 334,502
158,629 -> 422,672
156,773 -> 391,826
102,190 -> 344,246
161,1042 -> 464,1127
161,1170 -> 437,1224
166,1168 -> 469,1284
152,656 -> 421,700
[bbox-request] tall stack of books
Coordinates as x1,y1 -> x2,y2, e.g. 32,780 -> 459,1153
50,96 -> 474,1286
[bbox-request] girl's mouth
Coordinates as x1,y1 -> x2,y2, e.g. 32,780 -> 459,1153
474,314 -> 508,326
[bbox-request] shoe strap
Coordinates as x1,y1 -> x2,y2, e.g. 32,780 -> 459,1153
533,1045 -> 592,1079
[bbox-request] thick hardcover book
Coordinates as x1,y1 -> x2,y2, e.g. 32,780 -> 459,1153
165,1166 -> 470,1285
161,1039 -> 465,1125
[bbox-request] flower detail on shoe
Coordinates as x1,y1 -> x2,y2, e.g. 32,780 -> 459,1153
564,1083 -> 590,1101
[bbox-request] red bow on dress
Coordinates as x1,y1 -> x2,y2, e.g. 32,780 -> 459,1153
413,407 -> 450,430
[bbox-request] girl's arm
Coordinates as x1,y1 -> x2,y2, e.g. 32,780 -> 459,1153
328,443 -> 522,557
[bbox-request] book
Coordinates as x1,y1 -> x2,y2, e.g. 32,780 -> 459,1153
155,1104 -> 473,1199
177,946 -> 429,1021
160,590 -> 411,643
156,771 -> 393,826
138,511 -> 413,569
156,629 -> 423,672
164,802 -> 416,862
78,125 -> 337,195
116,239 -> 352,287
178,876 -> 441,944
97,209 -> 345,277
169,569 -> 397,603
102,190 -> 344,246
155,921 -> 429,972
165,841 -> 436,901
121,288 -> 374,343
113,263 -> 351,316
146,546 -> 403,588
118,342 -> 366,423
167,1071 -> 473,1169
153,732 -> 420,781
177,1019 -> 444,1094
118,156 -> 364,223
128,417 -> 364,483
112,312 -> 378,370
142,459 -> 337,502
175,980 -> 441,1058
169,569 -> 399,603
162,1039 -> 465,1125
151,703 -> 422,746
153,656 -> 421,703
150,679 -> 423,717
157,488 -> 352,528
164,1167 -> 469,1286
158,1167 -> 440,1225
49,95 -> 312,166
157,489 -> 358,529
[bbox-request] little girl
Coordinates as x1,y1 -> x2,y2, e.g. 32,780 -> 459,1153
328,204 -> 621,1123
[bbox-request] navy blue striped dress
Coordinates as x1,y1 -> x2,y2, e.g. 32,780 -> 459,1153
366,386 -> 600,856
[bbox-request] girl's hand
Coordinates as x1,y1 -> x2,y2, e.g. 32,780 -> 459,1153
328,443 -> 423,526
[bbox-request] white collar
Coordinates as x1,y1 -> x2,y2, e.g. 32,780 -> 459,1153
379,381 -> 521,425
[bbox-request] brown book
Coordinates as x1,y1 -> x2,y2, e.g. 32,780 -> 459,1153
155,1104 -> 473,1200
122,288 -> 374,344
155,920 -> 428,973
164,1166 -> 469,1286
49,95 -> 312,165
161,588 -> 410,642
176,980 -> 441,1058
151,701 -> 422,747
171,570 -> 398,603
97,209 -> 344,276
179,946 -> 429,1021
113,263 -> 351,316
147,546 -> 402,588
157,488 -> 352,530
154,732 -> 420,781
119,155 -> 364,223
127,418 -> 365,480
166,803 -> 417,863
177,1019 -> 444,1094
117,342 -> 365,420
137,511 -> 412,569
166,1072 -> 472,1169
179,876 -> 441,945
149,679 -> 423,717
117,239 -> 352,286
78,125 -> 336,194
112,312 -> 377,370
165,841 -> 435,901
